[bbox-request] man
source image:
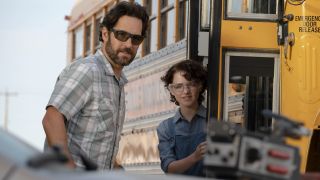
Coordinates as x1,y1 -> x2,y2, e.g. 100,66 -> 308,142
42,2 -> 149,170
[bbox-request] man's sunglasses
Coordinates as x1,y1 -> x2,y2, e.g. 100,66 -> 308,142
110,28 -> 144,45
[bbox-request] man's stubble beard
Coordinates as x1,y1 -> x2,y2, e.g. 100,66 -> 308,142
105,38 -> 136,66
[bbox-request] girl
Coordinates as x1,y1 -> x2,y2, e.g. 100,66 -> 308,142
157,60 -> 208,177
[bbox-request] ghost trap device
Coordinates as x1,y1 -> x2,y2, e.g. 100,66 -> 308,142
204,110 -> 310,180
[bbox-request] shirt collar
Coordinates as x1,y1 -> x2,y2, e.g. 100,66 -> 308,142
96,49 -> 128,85
172,104 -> 207,123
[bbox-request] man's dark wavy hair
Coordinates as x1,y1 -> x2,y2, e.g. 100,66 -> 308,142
99,1 -> 149,42
161,60 -> 208,106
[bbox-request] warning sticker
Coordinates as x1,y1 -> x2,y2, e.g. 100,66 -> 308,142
295,16 -> 320,33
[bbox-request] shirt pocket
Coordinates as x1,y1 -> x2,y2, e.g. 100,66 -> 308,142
98,98 -> 115,131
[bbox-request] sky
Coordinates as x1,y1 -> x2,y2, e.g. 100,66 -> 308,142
0,0 -> 75,150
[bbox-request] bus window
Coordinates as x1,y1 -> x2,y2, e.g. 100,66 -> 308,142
85,22 -> 92,56
74,26 -> 83,59
201,0 -> 211,30
223,52 -> 280,132
150,0 -> 158,53
180,0 -> 188,40
159,0 -> 174,48
133,0 -> 143,58
226,0 -> 277,20
166,8 -> 175,45
94,15 -> 102,51
150,18 -> 158,52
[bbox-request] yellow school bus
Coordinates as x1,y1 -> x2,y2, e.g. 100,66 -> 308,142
196,0 -> 320,172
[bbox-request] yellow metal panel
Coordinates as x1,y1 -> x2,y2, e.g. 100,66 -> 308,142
221,21 -> 278,49
281,0 -> 320,172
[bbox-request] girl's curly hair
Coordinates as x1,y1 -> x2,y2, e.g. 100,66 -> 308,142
161,60 -> 207,106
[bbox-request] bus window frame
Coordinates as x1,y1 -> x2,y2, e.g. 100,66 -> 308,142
224,0 -> 278,22
222,50 -> 280,129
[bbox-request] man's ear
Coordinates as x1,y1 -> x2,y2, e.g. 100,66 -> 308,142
101,27 -> 109,42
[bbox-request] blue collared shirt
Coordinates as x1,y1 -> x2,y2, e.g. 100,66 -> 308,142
157,105 -> 207,173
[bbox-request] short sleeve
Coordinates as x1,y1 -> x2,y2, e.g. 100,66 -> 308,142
47,62 -> 93,120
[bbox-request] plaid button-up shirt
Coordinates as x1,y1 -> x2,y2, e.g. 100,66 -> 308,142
45,49 -> 127,170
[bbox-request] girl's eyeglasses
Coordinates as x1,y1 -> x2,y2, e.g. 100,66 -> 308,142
168,81 -> 199,94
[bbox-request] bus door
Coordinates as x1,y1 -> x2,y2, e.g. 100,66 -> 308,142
202,0 -> 279,133
223,52 -> 280,132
